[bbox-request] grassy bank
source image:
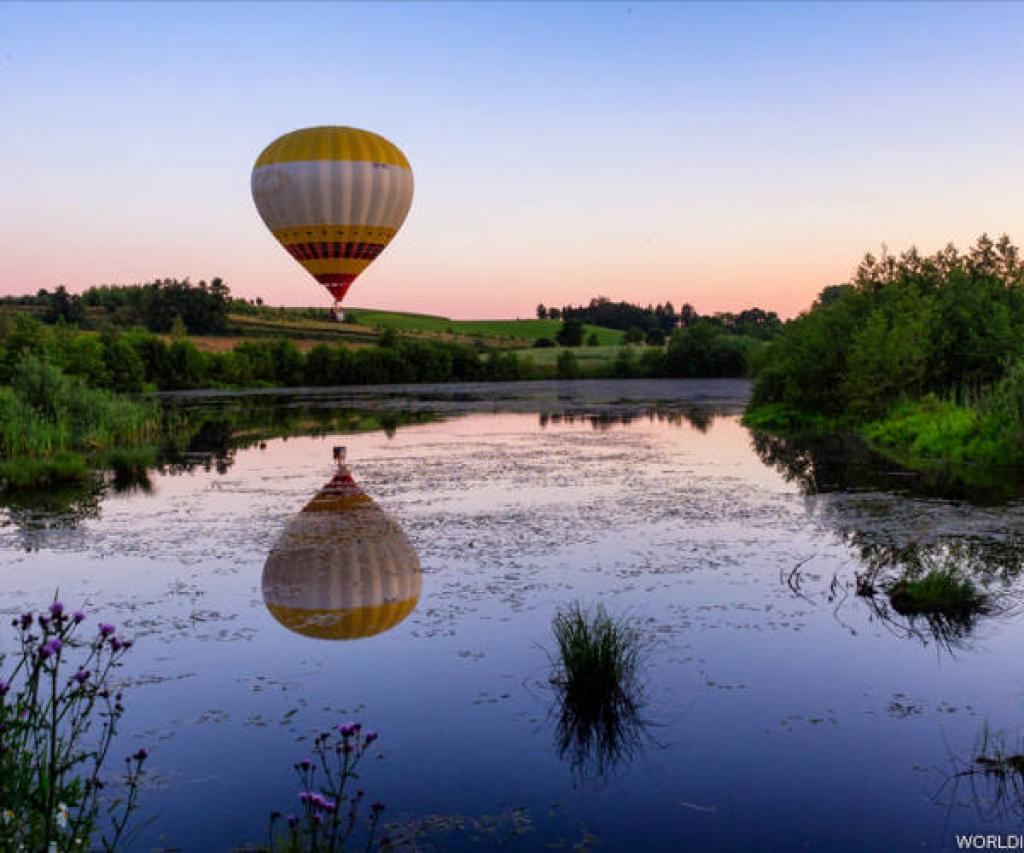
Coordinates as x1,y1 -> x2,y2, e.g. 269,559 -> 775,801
0,357 -> 162,489
744,396 -> 1021,479
745,235 -> 1024,483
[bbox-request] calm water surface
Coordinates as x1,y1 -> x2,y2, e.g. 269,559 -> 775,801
2,379 -> 1023,851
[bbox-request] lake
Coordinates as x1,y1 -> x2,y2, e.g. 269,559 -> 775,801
2,378 -> 1022,851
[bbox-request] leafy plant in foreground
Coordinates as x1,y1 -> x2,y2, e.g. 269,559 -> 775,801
0,600 -> 146,850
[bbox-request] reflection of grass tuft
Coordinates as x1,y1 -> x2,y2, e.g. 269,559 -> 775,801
937,725 -> 1024,821
549,602 -> 646,780
888,566 -> 986,617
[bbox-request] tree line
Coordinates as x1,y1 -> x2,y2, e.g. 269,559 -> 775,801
2,278 -> 231,335
0,311 -> 765,394
748,234 -> 1024,469
0,315 -> 533,392
536,296 -> 781,340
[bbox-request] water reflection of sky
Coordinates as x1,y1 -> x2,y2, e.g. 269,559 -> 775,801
1,397 -> 1023,850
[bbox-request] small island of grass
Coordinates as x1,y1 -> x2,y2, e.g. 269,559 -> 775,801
888,567 -> 987,618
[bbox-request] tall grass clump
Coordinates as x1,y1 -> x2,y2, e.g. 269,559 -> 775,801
551,602 -> 640,698
549,602 -> 646,780
0,357 -> 161,488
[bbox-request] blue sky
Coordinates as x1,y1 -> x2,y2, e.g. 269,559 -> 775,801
2,2 -> 1021,316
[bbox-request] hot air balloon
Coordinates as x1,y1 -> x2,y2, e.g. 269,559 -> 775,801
250,126 -> 414,320
262,449 -> 422,640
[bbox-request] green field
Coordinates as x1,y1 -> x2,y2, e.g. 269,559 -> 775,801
346,308 -> 624,346
512,343 -> 667,375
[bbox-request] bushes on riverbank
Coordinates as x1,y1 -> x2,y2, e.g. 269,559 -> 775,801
0,357 -> 161,489
747,235 -> 1024,471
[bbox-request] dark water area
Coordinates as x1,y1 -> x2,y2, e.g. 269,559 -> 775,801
3,378 -> 1024,851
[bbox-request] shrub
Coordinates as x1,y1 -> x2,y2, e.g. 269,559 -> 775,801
556,350 -> 580,380
556,319 -> 584,347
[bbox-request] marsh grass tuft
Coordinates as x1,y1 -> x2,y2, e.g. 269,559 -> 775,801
888,566 -> 986,617
549,602 -> 646,780
551,602 -> 640,699
0,357 -> 161,490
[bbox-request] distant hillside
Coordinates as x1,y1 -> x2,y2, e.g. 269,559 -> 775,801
345,308 -> 624,346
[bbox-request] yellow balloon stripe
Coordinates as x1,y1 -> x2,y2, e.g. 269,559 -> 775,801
254,126 -> 411,170
266,598 -> 418,641
294,258 -> 372,276
303,493 -> 374,513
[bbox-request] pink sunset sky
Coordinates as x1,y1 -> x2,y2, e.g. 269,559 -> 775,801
2,3 -> 1021,320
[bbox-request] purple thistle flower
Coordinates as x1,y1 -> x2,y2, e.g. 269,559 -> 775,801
19,612 -> 32,630
38,613 -> 49,628
364,730 -> 378,745
48,638 -> 62,653
49,601 -> 64,618
0,679 -> 8,694
286,813 -> 299,828
110,637 -> 123,652
134,748 -> 148,761
39,644 -> 52,659
99,623 -> 115,637
339,722 -> 357,737
72,610 -> 85,624
73,669 -> 89,684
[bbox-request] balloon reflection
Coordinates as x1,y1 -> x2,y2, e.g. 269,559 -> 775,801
262,449 -> 421,640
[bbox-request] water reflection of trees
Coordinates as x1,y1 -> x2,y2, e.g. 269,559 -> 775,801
0,406 -> 437,538
538,406 -> 724,433
752,430 -> 1022,504
754,431 -> 1024,653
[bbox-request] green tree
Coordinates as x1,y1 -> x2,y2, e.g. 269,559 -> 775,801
556,319 -> 584,347
613,346 -> 637,377
104,339 -> 146,393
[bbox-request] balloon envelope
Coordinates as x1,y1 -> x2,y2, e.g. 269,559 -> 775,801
251,126 -> 414,304
262,463 -> 421,640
